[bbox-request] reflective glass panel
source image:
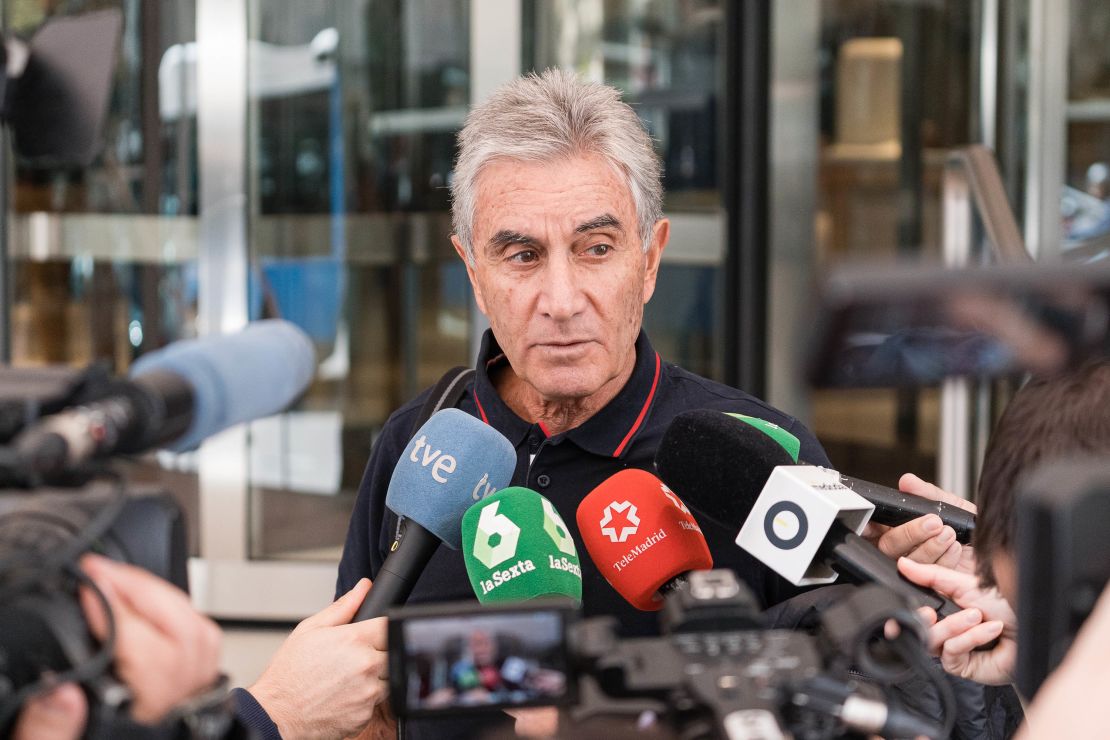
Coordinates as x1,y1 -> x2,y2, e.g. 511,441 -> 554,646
246,0 -> 471,561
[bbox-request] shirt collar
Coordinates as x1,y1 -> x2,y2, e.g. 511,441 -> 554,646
471,329 -> 662,458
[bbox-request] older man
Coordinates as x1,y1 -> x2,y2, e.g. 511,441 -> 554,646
243,69 -> 968,740
343,67 -> 833,614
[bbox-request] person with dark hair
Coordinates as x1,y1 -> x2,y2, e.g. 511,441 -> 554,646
973,359 -> 1110,597
900,359 -> 1110,686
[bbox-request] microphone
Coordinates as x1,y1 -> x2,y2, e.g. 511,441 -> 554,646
353,408 -> 516,621
461,487 -> 583,603
660,410 -> 975,542
12,319 -> 316,479
576,468 -> 712,611
654,411 -> 966,619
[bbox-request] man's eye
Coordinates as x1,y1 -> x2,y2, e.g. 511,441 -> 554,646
508,249 -> 538,264
584,244 -> 612,257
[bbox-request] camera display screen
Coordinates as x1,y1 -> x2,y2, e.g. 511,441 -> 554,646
395,608 -> 572,715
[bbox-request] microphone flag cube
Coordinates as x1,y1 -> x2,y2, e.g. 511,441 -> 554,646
462,486 -> 583,604
735,465 -> 874,586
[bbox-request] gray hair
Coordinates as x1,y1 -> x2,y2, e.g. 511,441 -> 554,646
451,68 -> 663,264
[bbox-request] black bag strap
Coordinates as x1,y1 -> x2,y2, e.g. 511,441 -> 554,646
391,366 -> 475,545
394,365 -> 474,740
410,365 -> 475,436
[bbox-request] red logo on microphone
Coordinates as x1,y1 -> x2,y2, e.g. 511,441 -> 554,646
599,500 -> 640,542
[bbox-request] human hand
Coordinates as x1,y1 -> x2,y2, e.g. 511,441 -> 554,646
505,707 -> 559,737
248,578 -> 389,740
11,683 -> 87,740
863,474 -> 977,572
80,553 -> 222,724
12,554 -> 222,735
898,557 -> 1016,685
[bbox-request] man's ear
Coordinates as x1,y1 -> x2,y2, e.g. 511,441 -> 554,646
641,218 -> 670,304
452,234 -> 488,316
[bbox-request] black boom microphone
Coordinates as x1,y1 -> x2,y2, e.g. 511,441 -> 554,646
677,411 -> 975,542
654,410 -> 968,620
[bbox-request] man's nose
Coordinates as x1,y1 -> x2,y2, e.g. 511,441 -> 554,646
537,256 -> 585,320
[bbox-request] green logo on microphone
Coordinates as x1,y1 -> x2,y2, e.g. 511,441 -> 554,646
472,500 -> 521,568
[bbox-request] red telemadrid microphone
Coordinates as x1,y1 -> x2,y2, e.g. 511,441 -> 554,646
576,468 -> 713,611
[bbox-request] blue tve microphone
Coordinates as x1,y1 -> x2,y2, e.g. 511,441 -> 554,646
354,408 -> 517,621
13,319 -> 316,479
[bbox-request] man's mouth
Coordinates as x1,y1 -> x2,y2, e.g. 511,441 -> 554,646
536,339 -> 592,349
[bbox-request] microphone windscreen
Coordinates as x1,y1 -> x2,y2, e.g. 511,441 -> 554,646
386,408 -> 516,549
461,487 -> 582,603
725,413 -> 801,462
654,409 -> 795,529
576,469 -> 712,611
130,319 -> 317,451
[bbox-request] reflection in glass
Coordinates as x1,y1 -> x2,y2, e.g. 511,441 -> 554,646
247,0 -> 471,561
526,0 -> 725,380
1064,0 -> 1110,263
7,1 -> 200,552
811,1 -> 976,486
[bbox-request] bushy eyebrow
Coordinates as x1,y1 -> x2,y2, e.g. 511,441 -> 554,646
484,214 -> 622,257
487,230 -> 539,255
575,214 -> 623,234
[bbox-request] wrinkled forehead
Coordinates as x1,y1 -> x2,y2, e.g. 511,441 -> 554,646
470,153 -> 637,228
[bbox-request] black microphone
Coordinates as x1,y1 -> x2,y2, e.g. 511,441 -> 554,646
829,474 -> 974,543
653,410 -> 967,620
703,411 -> 975,542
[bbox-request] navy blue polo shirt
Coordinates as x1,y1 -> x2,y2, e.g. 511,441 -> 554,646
335,330 -> 829,738
337,329 -> 829,623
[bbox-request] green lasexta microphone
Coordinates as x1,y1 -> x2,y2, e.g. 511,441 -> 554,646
461,487 -> 583,604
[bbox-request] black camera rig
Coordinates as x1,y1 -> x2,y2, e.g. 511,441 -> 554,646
0,366 -> 228,739
388,570 -> 957,740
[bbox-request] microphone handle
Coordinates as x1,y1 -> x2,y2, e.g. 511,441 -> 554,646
353,518 -> 442,622
822,524 -> 999,651
836,474 -> 975,544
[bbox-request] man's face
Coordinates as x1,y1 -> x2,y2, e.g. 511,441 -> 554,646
453,153 -> 668,403
469,629 -> 496,666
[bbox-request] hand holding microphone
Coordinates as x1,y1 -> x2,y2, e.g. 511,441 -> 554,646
897,558 -> 1017,685
654,410 -> 969,620
693,411 -> 977,545
866,473 -> 978,573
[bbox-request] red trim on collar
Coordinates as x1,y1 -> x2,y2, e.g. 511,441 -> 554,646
472,389 -> 490,424
537,421 -> 551,438
612,352 -> 661,457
